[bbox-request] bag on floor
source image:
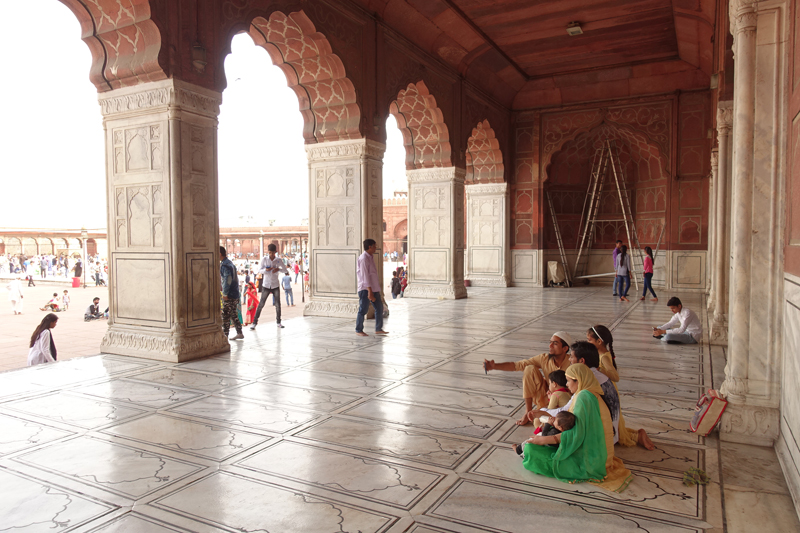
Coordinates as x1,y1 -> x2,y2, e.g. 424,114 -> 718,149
690,389 -> 728,436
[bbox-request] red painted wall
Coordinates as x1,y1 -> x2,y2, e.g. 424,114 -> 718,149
513,92 -> 711,252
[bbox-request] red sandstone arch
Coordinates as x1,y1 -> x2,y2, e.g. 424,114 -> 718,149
466,120 -> 504,183
248,11 -> 361,143
547,123 -> 668,186
389,81 -> 452,170
58,0 -> 166,91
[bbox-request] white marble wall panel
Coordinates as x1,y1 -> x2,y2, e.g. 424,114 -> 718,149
466,183 -> 510,286
778,274 -> 800,516
511,249 -> 542,287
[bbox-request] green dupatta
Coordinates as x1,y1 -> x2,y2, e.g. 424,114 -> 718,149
521,389 -> 608,483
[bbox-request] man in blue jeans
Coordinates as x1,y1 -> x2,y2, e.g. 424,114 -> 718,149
652,296 -> 703,344
281,271 -> 294,306
355,239 -> 388,337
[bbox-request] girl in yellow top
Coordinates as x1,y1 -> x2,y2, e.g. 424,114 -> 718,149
587,325 -> 655,450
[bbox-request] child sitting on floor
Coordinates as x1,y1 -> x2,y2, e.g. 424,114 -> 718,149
40,293 -> 61,312
532,370 -> 572,431
515,411 -> 577,457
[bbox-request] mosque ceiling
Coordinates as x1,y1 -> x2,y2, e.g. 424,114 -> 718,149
358,0 -> 717,107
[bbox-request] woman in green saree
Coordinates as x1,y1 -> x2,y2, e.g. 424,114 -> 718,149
522,363 -> 633,492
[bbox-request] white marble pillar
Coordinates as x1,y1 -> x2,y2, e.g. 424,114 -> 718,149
404,167 -> 467,299
98,79 -> 229,362
711,102 -> 733,344
465,183 -> 510,286
707,148 -> 718,313
303,139 -> 386,318
719,0 -> 785,445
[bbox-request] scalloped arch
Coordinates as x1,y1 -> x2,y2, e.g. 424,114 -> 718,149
389,81 -> 452,170
248,10 -> 361,143
58,0 -> 166,91
466,120 -> 504,183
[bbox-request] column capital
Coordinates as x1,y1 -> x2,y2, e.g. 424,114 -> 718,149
465,182 -> 508,196
406,166 -> 466,184
717,100 -> 734,135
305,139 -> 385,162
98,79 -> 222,119
730,0 -> 758,35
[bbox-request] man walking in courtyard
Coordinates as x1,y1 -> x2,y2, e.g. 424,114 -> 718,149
251,243 -> 288,329
355,239 -> 388,337
220,246 -> 243,340
483,331 -> 573,425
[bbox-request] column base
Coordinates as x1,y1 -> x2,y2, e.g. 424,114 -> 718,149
404,282 -> 468,299
100,323 -> 229,363
467,275 -> 510,287
304,297 -> 360,318
710,314 -> 728,345
718,400 -> 780,447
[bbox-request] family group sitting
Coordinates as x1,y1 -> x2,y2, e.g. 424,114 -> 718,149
484,322 -> 664,493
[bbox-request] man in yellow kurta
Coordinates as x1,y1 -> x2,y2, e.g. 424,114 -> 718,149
484,331 -> 572,425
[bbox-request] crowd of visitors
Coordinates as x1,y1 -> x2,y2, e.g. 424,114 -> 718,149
220,246 -> 308,339
0,253 -> 108,287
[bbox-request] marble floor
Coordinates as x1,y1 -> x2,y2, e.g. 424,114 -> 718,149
0,286 -> 798,532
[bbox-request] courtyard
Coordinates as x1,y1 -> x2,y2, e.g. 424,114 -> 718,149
0,286 -> 795,532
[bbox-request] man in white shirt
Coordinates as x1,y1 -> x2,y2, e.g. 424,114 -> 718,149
652,296 -> 703,344
355,239 -> 388,337
251,244 -> 289,329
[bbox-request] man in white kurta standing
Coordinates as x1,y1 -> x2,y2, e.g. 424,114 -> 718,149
251,243 -> 289,330
6,275 -> 23,315
355,239 -> 388,337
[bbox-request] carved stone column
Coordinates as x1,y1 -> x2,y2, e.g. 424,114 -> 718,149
303,139 -> 386,318
98,79 -> 229,362
711,102 -> 733,345
707,148 -> 718,313
404,167 -> 468,299
465,183 -> 510,286
719,1 -> 783,445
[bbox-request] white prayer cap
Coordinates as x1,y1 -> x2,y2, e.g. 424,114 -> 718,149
552,331 -> 573,347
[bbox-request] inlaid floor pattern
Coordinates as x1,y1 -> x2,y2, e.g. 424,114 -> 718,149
0,287 -> 727,532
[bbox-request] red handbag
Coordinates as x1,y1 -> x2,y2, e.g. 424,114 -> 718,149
690,389 -> 728,436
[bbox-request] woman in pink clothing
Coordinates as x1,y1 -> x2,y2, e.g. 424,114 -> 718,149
640,246 -> 658,302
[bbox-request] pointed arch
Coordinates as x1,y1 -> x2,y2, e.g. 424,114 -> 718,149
466,120 -> 504,183
248,11 -> 361,143
389,81 -> 452,170
59,0 -> 166,91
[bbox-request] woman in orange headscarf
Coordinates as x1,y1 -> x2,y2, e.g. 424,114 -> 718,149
244,282 -> 259,325
522,363 -> 633,492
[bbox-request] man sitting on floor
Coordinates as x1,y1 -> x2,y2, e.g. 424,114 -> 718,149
652,296 -> 702,344
484,331 -> 572,426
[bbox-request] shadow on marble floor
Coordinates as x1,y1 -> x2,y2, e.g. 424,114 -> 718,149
0,286 -> 797,532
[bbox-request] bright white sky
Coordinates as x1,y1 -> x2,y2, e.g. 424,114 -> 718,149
0,1 -> 407,230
